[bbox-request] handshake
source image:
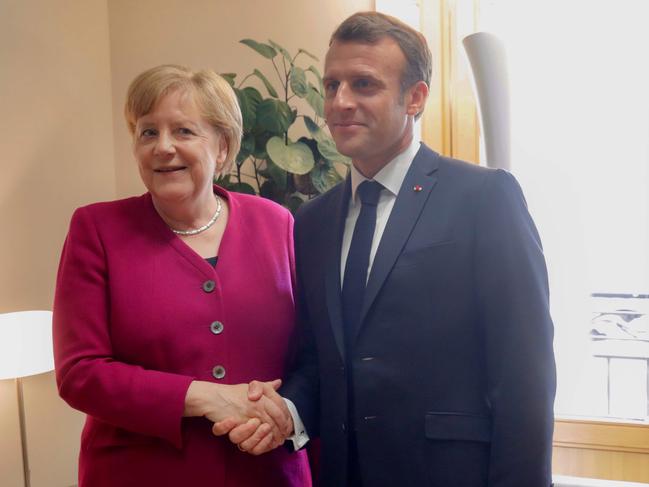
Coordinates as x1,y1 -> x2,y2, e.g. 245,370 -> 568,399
185,378 -> 295,455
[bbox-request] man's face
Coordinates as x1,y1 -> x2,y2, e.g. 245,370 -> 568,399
323,37 -> 418,177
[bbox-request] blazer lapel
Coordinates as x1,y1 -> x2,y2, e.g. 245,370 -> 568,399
324,178 -> 352,364
356,146 -> 441,336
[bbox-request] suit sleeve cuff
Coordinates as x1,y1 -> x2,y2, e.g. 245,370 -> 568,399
283,397 -> 310,450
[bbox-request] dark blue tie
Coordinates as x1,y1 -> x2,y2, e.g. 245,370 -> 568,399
341,180 -> 382,487
342,180 -> 383,343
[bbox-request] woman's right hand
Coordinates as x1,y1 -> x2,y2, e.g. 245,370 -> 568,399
212,379 -> 296,455
184,380 -> 289,446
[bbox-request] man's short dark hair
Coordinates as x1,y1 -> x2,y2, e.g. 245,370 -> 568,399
330,11 -> 432,94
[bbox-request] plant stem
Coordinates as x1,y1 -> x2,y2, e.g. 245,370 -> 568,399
237,73 -> 254,89
271,59 -> 286,91
281,58 -> 291,101
283,58 -> 290,145
252,158 -> 262,192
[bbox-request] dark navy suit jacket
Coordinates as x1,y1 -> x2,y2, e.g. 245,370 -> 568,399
282,144 -> 556,487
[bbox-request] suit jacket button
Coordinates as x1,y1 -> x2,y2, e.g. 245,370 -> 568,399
203,280 -> 216,293
210,321 -> 224,334
212,365 -> 226,379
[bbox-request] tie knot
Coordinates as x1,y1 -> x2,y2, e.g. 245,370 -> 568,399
357,180 -> 383,207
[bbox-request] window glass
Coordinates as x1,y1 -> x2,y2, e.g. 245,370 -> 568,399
481,0 -> 649,421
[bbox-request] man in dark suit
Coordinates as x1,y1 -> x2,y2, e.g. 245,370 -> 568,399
217,11 -> 556,487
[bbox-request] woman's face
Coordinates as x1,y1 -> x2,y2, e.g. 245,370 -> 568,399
133,89 -> 227,206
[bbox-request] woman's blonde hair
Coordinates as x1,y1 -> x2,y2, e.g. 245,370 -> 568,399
124,64 -> 242,174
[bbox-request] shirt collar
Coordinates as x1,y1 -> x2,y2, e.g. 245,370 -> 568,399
350,138 -> 421,203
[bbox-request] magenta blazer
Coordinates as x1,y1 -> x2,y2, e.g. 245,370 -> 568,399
53,186 -> 311,487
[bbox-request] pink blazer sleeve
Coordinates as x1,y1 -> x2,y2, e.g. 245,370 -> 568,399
53,206 -> 193,448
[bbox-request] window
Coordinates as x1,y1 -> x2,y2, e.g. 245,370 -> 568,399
383,0 -> 649,479
480,0 -> 649,423
383,0 -> 649,425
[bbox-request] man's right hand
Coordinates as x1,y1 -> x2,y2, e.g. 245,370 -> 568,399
212,379 -> 294,455
184,380 -> 288,450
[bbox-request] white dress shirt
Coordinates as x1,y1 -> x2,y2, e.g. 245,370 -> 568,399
285,138 -> 421,450
340,139 -> 421,285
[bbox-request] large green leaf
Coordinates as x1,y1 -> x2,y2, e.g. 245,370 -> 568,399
311,160 -> 344,193
220,73 -> 236,87
236,151 -> 249,165
235,87 -> 262,132
289,67 -> 308,98
236,133 -> 255,164
229,182 -> 257,195
306,65 -> 324,93
266,137 -> 315,175
214,173 -> 231,186
286,195 -> 304,214
296,135 -> 319,160
252,131 -> 272,159
240,39 -> 277,59
268,39 -> 292,64
241,132 -> 255,154
298,48 -> 319,61
252,69 -> 278,98
264,159 -> 288,190
303,116 -> 321,140
260,179 -> 284,204
303,116 -> 351,165
257,99 -> 294,135
305,83 -> 324,118
318,135 -> 349,163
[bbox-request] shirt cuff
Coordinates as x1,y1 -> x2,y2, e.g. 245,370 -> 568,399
283,397 -> 310,450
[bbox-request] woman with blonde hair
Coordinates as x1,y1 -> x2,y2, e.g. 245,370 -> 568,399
53,64 -> 310,487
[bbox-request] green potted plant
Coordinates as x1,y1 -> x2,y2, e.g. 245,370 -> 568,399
217,38 -> 350,212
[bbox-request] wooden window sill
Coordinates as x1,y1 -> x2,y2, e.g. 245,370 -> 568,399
554,417 -> 649,454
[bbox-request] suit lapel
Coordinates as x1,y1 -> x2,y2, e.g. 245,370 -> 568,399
324,178 -> 352,364
356,146 -> 441,336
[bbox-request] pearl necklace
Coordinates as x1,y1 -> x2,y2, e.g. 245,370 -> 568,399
169,196 -> 222,236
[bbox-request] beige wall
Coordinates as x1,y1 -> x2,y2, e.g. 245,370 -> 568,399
0,0 -> 115,486
1,1 -> 370,485
0,0 -> 116,312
